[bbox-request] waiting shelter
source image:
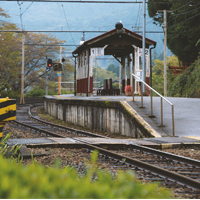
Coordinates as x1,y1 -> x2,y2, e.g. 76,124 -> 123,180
72,22 -> 156,96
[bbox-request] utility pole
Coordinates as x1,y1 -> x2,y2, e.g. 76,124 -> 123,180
157,9 -> 171,97
20,32 -> 25,104
142,0 -> 146,94
164,10 -> 167,97
58,46 -> 62,95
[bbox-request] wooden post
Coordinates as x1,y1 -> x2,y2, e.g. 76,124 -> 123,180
132,52 -> 135,101
122,56 -> 126,93
86,50 -> 89,96
127,54 -> 130,85
80,53 -> 83,93
58,75 -> 61,95
77,55 -> 80,93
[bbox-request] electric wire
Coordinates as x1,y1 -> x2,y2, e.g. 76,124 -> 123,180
133,3 -> 140,32
170,0 -> 196,12
167,0 -> 200,22
168,11 -> 200,29
17,1 -> 24,30
21,2 -> 34,15
1,0 -> 199,3
61,4 -> 77,46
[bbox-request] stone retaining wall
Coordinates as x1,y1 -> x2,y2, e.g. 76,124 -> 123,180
44,97 -> 160,138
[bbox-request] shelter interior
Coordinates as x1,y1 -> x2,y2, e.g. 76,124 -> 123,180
72,22 -> 156,96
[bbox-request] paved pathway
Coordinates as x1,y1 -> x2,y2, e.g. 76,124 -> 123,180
131,96 -> 200,137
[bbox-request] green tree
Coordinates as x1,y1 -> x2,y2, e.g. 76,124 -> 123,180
152,55 -> 178,95
148,0 -> 200,63
168,56 -> 200,97
0,21 -> 21,97
106,64 -> 119,77
94,66 -> 118,86
0,7 -> 74,97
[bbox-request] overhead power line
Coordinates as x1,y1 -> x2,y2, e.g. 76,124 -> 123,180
0,30 -> 107,33
61,4 -> 77,46
25,43 -> 78,46
0,30 -> 163,33
1,0 -> 199,3
168,12 -> 200,29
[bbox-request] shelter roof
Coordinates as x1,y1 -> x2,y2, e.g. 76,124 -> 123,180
72,27 -> 156,57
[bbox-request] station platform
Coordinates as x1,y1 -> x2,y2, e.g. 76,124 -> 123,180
7,136 -> 200,150
48,94 -> 200,138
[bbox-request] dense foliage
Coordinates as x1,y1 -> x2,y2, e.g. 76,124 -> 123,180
0,150 -> 172,199
168,55 -> 200,97
152,55 -> 178,95
93,66 -> 118,86
148,0 -> 200,63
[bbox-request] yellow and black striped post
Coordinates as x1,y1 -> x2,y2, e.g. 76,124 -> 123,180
0,97 -> 16,140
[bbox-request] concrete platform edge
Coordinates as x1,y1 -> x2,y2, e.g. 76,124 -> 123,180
120,101 -> 161,138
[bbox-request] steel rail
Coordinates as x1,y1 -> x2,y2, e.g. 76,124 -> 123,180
12,120 -> 64,138
132,73 -> 175,136
29,106 -> 200,167
79,142 -> 200,190
13,106 -> 200,190
129,144 -> 200,167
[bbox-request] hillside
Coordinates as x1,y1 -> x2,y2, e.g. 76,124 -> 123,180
168,55 -> 200,98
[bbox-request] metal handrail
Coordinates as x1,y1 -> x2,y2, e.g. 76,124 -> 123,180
132,73 -> 175,136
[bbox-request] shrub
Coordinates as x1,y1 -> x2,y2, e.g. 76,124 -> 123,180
0,133 -> 21,158
0,151 -> 173,199
112,82 -> 119,89
25,88 -> 55,97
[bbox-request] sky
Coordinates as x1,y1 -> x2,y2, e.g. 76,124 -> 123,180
0,1 -> 165,66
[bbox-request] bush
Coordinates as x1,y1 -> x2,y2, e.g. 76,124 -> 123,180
113,82 -> 119,89
25,88 -> 55,97
0,151 -> 172,199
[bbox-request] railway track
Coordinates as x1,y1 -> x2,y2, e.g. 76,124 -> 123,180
8,104 -> 200,198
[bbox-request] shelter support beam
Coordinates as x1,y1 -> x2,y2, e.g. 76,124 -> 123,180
80,54 -> 83,93
122,56 -> 126,93
112,55 -> 122,64
86,49 -> 89,96
132,51 -> 135,101
77,55 -> 80,93
127,54 -> 131,85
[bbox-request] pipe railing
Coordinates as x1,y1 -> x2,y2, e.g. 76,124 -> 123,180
132,73 -> 175,136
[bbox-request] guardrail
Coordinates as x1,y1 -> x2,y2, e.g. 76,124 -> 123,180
132,73 -> 175,136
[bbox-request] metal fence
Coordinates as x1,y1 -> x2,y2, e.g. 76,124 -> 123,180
132,73 -> 175,136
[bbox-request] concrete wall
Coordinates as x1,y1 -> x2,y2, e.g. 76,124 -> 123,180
44,97 -> 160,138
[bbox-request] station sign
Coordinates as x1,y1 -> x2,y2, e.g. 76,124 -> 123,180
139,48 -> 149,57
90,48 -> 105,57
53,63 -> 63,71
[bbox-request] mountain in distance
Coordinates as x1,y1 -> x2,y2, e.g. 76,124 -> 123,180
1,1 -> 166,68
